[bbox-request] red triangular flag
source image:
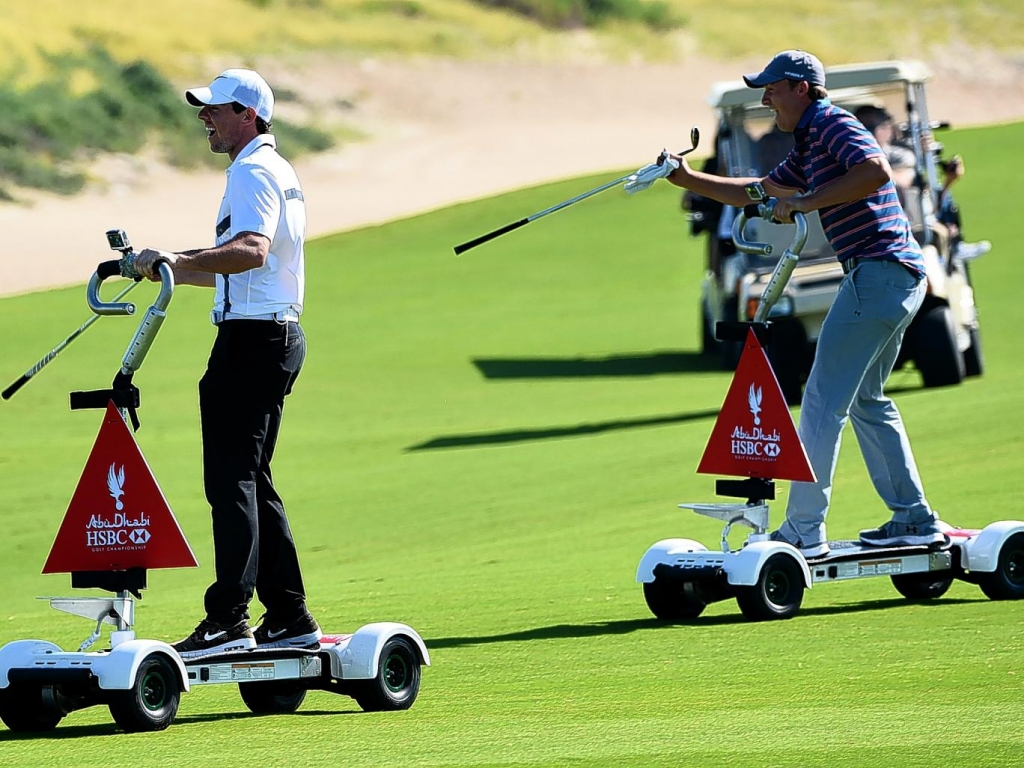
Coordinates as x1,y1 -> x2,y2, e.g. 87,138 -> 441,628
43,402 -> 199,574
697,329 -> 815,482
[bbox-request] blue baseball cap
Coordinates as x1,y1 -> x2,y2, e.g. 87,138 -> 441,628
743,50 -> 826,88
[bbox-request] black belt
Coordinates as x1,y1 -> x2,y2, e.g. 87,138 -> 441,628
841,256 -> 923,280
841,257 -> 865,274
841,256 -> 896,274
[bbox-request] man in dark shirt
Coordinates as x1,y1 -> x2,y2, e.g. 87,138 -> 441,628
653,50 -> 946,557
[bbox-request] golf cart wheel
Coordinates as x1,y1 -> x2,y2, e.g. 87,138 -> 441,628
735,553 -> 804,621
914,305 -> 965,388
239,680 -> 307,714
765,321 -> 806,407
352,636 -> 421,712
108,653 -> 180,732
718,298 -> 742,370
700,301 -> 719,356
643,580 -> 706,621
0,684 -> 64,732
978,533 -> 1024,600
963,326 -> 984,377
890,573 -> 954,600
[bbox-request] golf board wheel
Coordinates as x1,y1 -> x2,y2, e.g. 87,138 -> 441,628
890,573 -> 954,600
643,580 -> 706,620
978,532 -> 1024,600
352,636 -> 421,712
239,681 -> 308,714
0,684 -> 64,732
108,653 -> 180,732
735,553 -> 804,621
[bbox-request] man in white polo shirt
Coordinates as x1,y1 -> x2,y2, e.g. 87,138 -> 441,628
135,69 -> 320,659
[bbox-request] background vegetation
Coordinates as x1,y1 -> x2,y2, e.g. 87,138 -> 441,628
473,0 -> 684,30
0,45 -> 333,200
2,0 -> 1021,81
0,121 -> 1022,764
1,0 -> 1022,199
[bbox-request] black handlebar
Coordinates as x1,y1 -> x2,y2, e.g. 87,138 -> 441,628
97,259 -> 122,279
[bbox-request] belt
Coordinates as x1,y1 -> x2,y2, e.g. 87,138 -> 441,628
841,257 -> 865,274
841,256 -> 921,278
211,309 -> 299,325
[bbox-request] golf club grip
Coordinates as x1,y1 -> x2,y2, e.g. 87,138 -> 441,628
2,375 -> 29,400
2,344 -> 62,401
453,219 -> 528,255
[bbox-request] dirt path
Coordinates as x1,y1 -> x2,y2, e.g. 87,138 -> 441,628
2,54 -> 1022,297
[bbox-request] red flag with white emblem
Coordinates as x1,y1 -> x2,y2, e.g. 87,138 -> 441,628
43,402 -> 198,573
697,329 -> 815,482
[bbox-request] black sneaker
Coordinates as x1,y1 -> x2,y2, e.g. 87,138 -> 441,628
769,529 -> 830,559
859,519 -> 947,547
172,619 -> 256,659
253,613 -> 323,650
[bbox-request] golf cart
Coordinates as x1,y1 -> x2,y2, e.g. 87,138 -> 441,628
684,60 -> 989,403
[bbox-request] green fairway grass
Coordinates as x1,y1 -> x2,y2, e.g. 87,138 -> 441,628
1,122 -> 1023,765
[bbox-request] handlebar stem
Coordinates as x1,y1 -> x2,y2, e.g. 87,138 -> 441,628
120,262 -> 175,376
731,202 -> 809,322
86,255 -> 175,375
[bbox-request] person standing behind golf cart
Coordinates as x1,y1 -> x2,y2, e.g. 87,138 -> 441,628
854,105 -> 967,251
633,50 -> 946,557
134,69 -> 321,658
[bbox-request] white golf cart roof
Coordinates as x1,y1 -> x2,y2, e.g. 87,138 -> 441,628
709,60 -> 933,111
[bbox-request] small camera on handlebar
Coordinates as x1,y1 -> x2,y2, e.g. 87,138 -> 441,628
105,228 -> 142,280
742,182 -> 779,223
744,182 -> 768,203
106,229 -> 132,254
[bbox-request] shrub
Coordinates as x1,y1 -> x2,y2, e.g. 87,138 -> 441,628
0,45 -> 335,200
473,0 -> 684,31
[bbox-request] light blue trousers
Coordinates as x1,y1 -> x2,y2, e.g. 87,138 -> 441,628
778,259 -> 933,545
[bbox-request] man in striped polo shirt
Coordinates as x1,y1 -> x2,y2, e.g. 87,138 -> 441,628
658,50 -> 946,558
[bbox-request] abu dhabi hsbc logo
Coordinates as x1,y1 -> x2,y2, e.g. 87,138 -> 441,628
43,401 -> 199,574
729,383 -> 782,459
84,462 -> 152,549
696,330 -> 813,482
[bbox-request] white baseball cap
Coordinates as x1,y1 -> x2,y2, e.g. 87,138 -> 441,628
185,69 -> 274,123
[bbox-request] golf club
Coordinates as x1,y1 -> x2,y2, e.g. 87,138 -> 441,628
2,280 -> 140,400
453,126 -> 701,256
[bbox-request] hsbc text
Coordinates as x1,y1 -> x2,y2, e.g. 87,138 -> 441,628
731,440 -> 777,457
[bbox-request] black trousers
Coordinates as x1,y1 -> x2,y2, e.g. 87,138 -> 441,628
199,319 -> 307,626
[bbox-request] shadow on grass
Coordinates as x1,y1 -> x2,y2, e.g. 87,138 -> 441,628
472,350 -> 721,380
413,350 -> 931,452
471,352 -> 930,391
884,383 -> 926,396
0,708 -> 355,740
427,596 -> 985,648
428,618 -> 672,648
407,407 -> 721,451
0,723 -> 121,740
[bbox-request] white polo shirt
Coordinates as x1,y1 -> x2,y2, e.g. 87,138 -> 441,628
211,134 -> 306,324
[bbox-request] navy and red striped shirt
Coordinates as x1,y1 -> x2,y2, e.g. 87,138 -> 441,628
767,99 -> 924,277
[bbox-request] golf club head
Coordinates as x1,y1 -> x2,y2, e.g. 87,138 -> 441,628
654,125 -> 700,169
680,125 -> 700,157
